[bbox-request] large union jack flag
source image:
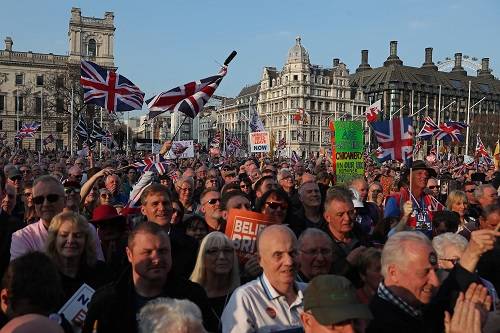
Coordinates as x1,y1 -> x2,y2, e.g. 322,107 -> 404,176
434,121 -> 467,142
371,117 -> 414,163
132,154 -> 169,175
146,66 -> 227,120
417,116 -> 439,140
80,60 -> 145,113
16,121 -> 41,139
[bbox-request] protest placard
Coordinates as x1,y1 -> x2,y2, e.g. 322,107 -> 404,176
225,209 -> 274,263
249,131 -> 270,153
165,140 -> 195,159
334,121 -> 364,184
59,283 -> 95,332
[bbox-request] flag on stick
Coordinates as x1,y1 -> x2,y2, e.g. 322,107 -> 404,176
371,117 -> 414,163
366,100 -> 382,123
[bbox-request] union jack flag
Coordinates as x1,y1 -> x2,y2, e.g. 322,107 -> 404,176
80,60 -> 145,113
42,134 -> 55,146
417,116 -> 439,140
291,150 -> 300,164
434,121 -> 467,142
16,122 -> 41,139
374,146 -> 385,159
277,137 -> 287,151
371,117 -> 414,163
475,134 -> 493,166
147,66 -> 227,120
366,100 -> 382,123
414,140 -> 423,155
132,154 -> 169,175
249,106 -> 265,132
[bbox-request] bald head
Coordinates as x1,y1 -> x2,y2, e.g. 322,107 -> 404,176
257,225 -> 297,256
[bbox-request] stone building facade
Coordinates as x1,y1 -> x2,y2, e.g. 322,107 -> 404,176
0,7 -> 115,150
256,37 -> 367,156
350,41 -> 500,153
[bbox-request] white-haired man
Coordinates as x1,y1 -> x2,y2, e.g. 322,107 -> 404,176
367,230 -> 498,333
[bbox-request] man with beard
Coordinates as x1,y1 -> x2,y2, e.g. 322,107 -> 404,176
10,175 -> 104,260
221,225 -> 306,332
200,189 -> 223,232
83,222 -> 212,333
140,184 -> 198,279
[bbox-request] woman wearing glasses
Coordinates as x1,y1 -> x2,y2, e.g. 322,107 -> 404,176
190,232 -> 240,332
45,211 -> 111,300
446,190 -> 478,240
254,189 -> 291,225
22,182 -> 38,224
175,177 -> 198,220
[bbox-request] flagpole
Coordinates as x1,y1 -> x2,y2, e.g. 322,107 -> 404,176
288,109 -> 291,158
126,112 -> 130,156
171,114 -> 188,141
151,117 -> 154,154
465,80 -> 472,155
319,107 -> 323,153
40,87 -> 43,160
436,85 -> 442,156
99,107 -> 103,158
70,87 -> 74,156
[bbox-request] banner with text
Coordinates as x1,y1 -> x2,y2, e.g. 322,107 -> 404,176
334,121 -> 364,184
165,140 -> 195,159
59,283 -> 95,333
225,209 -> 274,263
249,131 -> 270,153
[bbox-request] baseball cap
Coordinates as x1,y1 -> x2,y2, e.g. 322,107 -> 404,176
304,275 -> 372,325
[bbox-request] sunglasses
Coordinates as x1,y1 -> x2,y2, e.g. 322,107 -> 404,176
240,184 -> 249,189
464,189 -> 475,193
9,175 -> 22,182
265,201 -> 288,210
24,192 -> 33,197
428,186 -> 439,189
33,194 -> 61,205
206,198 -> 220,205
65,188 -> 80,195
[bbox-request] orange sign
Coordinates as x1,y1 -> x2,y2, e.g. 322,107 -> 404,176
225,209 -> 274,263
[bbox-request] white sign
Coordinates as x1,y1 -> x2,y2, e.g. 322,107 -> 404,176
136,142 -> 162,153
165,140 -> 195,159
249,131 -> 270,153
59,283 -> 95,332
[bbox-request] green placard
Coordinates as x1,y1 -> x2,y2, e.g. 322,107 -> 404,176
334,121 -> 364,184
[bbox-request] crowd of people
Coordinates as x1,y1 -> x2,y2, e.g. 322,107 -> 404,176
0,141 -> 499,333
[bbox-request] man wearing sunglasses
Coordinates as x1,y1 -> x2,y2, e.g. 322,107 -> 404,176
10,175 -> 104,261
4,165 -> 25,220
426,178 -> 440,199
200,189 -> 223,232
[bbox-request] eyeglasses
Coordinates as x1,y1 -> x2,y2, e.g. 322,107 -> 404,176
240,184 -> 249,189
205,198 -> 220,205
9,175 -> 22,182
300,248 -> 333,257
265,201 -> 288,210
20,169 -> 30,174
24,192 -> 33,197
179,187 -> 193,192
464,189 -> 475,193
428,186 -> 439,189
100,193 -> 112,198
225,173 -> 236,178
205,247 -> 234,257
438,257 -> 460,266
33,194 -> 61,205
65,188 -> 80,195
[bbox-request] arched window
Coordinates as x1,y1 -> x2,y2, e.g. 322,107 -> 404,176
87,39 -> 96,57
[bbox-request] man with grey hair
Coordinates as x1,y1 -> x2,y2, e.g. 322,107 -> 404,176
296,228 -> 334,282
290,181 -> 326,236
367,230 -> 496,332
474,184 -> 498,212
139,298 -> 206,333
221,224 -> 306,332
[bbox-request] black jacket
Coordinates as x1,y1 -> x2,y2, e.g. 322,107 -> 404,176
367,264 -> 479,333
83,268 -> 215,333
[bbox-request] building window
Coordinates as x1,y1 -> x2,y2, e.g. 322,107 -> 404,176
88,39 -> 97,57
0,95 -> 4,111
15,96 -> 23,112
293,75 -> 298,81
56,98 -> 64,113
310,101 -> 316,110
15,74 -> 23,85
325,102 -> 330,111
56,123 -> 63,132
56,76 -> 64,89
15,120 -> 21,131
0,120 -> 2,130
35,97 -> 42,113
36,75 -> 44,86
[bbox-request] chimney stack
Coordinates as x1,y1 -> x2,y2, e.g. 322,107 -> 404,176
478,57 -> 494,79
4,37 -> 13,51
451,52 -> 467,76
333,58 -> 340,67
384,40 -> 403,66
422,47 -> 437,70
356,50 -> 372,72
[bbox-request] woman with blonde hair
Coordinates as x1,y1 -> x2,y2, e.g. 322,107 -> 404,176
190,232 -> 240,331
45,211 -> 110,300
446,190 -> 478,239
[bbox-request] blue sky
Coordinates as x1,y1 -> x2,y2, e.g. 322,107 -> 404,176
2,0 -> 499,116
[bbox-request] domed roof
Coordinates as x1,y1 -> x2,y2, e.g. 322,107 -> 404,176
286,36 -> 310,64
